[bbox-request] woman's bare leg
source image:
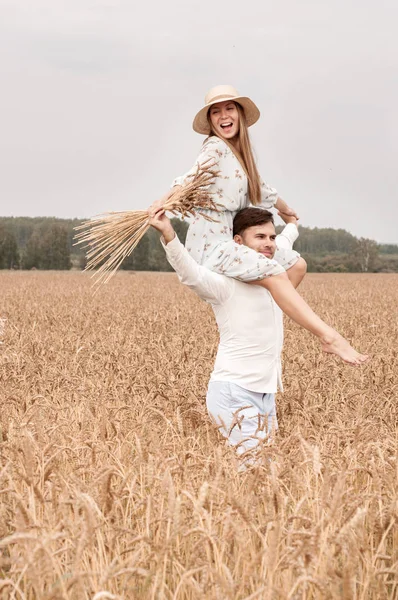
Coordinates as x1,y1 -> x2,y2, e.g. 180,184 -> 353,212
250,272 -> 368,366
287,257 -> 307,289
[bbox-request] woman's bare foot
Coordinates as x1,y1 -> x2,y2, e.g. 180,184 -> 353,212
321,332 -> 369,366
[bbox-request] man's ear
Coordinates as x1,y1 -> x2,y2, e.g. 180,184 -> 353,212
234,234 -> 243,245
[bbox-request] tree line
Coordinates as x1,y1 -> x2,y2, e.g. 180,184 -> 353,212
0,221 -> 70,270
0,216 -> 397,273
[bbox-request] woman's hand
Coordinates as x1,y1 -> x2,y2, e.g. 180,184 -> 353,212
279,207 -> 299,219
275,197 -> 299,221
278,211 -> 298,226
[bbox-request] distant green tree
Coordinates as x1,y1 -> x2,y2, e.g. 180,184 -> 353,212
21,225 -> 71,270
172,218 -> 189,244
147,228 -> 172,271
355,238 -> 379,273
0,226 -> 19,269
376,256 -> 398,273
21,231 -> 42,269
121,232 -> 150,271
379,243 -> 398,255
2,215 -> 397,273
78,254 -> 87,270
40,225 -> 71,270
292,227 -> 357,255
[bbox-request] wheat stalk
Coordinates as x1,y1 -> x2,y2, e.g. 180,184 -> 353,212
0,271 -> 395,598
74,159 -> 221,285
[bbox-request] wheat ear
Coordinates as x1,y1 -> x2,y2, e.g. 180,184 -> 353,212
74,159 -> 221,285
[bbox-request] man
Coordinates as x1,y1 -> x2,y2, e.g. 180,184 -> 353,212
149,208 -> 367,465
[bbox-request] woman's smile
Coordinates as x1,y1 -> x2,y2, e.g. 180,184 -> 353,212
220,121 -> 233,134
209,101 -> 240,139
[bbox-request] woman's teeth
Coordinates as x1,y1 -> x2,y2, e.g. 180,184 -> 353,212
221,123 -> 232,129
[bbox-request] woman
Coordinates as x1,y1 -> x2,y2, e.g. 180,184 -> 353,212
154,85 -> 305,285
149,85 -> 368,364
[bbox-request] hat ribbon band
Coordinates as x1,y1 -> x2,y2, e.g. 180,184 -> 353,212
206,94 -> 237,105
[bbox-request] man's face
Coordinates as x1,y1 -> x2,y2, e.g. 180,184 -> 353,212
234,221 -> 277,259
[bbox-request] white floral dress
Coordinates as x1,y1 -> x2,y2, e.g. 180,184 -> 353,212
172,136 -> 300,281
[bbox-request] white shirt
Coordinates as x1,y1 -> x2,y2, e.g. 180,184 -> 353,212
162,223 -> 299,394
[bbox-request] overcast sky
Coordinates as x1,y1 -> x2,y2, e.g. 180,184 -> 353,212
0,0 -> 396,242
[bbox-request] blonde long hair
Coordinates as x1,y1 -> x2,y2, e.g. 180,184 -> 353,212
208,103 -> 262,206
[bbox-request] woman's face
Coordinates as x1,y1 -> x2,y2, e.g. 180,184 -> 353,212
209,101 -> 240,139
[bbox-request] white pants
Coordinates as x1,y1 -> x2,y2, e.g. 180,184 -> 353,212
206,381 -> 278,460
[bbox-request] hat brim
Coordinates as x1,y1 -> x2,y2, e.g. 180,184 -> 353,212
192,96 -> 260,135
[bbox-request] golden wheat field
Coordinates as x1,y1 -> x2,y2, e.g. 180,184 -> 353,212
0,271 -> 397,600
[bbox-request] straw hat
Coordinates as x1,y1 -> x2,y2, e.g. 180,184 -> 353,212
192,85 -> 260,135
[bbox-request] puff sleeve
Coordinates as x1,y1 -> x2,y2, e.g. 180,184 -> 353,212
171,138 -> 222,189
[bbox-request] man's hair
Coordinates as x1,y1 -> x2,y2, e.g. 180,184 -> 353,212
233,207 -> 274,237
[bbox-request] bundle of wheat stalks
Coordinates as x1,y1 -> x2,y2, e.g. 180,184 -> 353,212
74,159 -> 221,285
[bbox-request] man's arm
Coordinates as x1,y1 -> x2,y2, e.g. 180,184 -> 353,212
148,210 -> 233,305
275,214 -> 306,288
276,220 -> 299,251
